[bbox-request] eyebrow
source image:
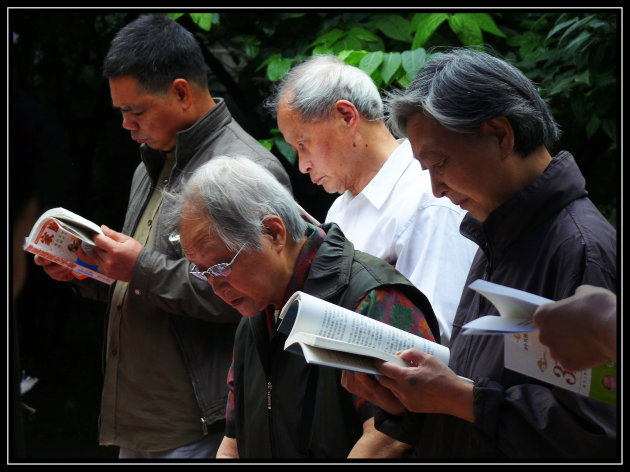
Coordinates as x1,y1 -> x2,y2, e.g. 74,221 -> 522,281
113,105 -> 137,113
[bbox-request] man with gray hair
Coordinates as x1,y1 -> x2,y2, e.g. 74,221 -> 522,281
269,55 -> 477,346
341,48 -> 617,459
169,155 -> 441,458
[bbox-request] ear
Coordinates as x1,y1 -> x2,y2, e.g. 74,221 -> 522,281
261,215 -> 288,252
482,117 -> 514,159
334,100 -> 360,128
170,79 -> 193,110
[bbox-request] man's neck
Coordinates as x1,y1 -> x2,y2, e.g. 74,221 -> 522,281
349,122 -> 401,196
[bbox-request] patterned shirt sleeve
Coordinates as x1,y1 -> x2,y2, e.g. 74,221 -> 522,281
351,286 -> 435,421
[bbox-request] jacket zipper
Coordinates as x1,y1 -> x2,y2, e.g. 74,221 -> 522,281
200,416 -> 209,435
267,381 -> 272,410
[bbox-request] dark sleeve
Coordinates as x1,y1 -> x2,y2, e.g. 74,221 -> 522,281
472,377 -> 617,458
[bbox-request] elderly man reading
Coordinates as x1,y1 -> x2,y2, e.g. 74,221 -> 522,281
166,156 -> 441,459
341,48 -> 617,459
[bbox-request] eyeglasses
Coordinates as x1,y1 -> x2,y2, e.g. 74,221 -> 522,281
190,241 -> 248,280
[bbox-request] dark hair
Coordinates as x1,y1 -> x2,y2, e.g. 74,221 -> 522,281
386,48 -> 561,157
102,14 -> 209,93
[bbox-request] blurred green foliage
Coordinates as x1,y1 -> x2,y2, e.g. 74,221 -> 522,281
169,11 -> 617,224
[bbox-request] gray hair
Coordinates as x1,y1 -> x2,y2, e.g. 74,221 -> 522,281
167,156 -> 307,252
385,48 -> 561,157
265,54 -> 383,122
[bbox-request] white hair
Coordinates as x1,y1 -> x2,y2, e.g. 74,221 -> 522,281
265,54 -> 383,122
166,156 -> 307,251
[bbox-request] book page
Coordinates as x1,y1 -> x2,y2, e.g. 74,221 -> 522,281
281,291 -> 449,365
298,343 -> 396,376
462,279 -> 552,334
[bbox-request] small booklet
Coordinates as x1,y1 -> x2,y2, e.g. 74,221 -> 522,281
463,279 -> 616,405
277,291 -> 450,376
23,207 -> 115,285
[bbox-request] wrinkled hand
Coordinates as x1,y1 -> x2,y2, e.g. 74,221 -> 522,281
342,370 -> 406,416
91,225 -> 143,282
351,349 -> 476,422
377,349 -> 472,418
34,255 -> 75,281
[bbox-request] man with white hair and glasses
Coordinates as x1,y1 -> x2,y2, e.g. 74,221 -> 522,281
168,155 -> 442,459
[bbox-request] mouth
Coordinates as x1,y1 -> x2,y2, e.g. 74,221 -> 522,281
453,198 -> 469,209
311,176 -> 324,186
228,297 -> 244,308
131,134 -> 148,144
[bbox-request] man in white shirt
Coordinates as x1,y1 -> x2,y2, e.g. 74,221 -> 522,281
268,55 -> 477,345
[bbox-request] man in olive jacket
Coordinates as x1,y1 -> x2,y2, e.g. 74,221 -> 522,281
33,14 -> 291,459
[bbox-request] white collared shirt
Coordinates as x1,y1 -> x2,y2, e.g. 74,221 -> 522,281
325,139 -> 478,346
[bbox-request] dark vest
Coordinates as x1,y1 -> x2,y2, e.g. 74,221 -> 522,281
231,223 -> 437,458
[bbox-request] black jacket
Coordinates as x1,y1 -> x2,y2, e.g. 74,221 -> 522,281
229,223 -> 438,458
376,152 -> 617,459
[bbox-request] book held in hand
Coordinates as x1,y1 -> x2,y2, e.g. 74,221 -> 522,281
277,291 -> 450,376
463,279 -> 616,405
23,207 -> 115,285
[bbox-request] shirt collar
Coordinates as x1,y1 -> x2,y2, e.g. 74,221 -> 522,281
359,139 -> 414,210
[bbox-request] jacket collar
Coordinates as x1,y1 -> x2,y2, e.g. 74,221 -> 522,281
138,98 -> 230,184
302,222 -> 355,301
461,151 -> 587,256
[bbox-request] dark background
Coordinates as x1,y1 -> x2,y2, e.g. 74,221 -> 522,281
9,8 -> 620,461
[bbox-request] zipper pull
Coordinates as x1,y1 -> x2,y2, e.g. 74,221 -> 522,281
267,381 -> 272,410
200,416 -> 208,435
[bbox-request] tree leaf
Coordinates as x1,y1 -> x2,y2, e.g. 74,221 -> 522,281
267,56 -> 293,82
381,52 -> 402,84
471,13 -> 506,37
546,17 -> 577,40
273,136 -> 297,165
397,72 -> 412,89
412,13 -> 448,49
359,50 -> 384,76
585,114 -> 600,138
310,28 -> 345,47
370,14 -> 411,42
332,35 -> 362,54
189,13 -> 213,32
256,52 -> 280,72
401,48 -> 427,79
338,50 -> 367,66
258,138 -> 273,151
557,14 -> 596,45
347,26 -> 382,43
448,13 -> 483,48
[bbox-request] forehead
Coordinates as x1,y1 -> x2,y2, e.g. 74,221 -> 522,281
109,75 -> 160,109
277,102 -> 304,130
406,113 -> 467,159
179,211 -> 224,260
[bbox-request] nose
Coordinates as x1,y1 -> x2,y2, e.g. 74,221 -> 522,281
429,171 -> 448,198
297,153 -> 312,175
121,113 -> 138,131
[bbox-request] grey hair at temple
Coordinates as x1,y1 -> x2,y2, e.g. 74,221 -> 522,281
164,156 -> 307,252
265,54 -> 384,122
385,48 -> 561,157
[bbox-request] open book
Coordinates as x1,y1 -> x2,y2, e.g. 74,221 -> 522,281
23,207 -> 115,284
463,279 -> 616,405
277,291 -> 450,376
